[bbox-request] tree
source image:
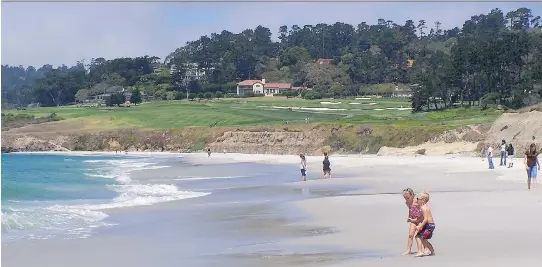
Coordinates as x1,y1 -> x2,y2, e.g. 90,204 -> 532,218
130,88 -> 142,105
75,89 -> 90,103
2,7 -> 540,112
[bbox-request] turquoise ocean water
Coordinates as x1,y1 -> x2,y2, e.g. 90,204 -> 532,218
1,153 -> 209,242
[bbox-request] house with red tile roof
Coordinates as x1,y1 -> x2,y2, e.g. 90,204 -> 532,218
236,79 -> 293,96
237,79 -> 264,95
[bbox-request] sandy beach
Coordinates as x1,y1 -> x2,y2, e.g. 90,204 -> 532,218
179,153 -> 542,266
3,152 -> 542,267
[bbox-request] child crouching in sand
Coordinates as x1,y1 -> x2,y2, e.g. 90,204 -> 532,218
414,191 -> 436,257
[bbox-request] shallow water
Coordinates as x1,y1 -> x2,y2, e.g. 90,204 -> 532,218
2,153 -> 366,267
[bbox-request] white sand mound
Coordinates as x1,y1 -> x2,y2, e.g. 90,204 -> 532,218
349,103 -> 361,105
363,103 -> 377,105
373,108 -> 385,111
355,97 -> 371,100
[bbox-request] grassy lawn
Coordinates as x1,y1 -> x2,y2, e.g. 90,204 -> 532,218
2,97 -> 502,130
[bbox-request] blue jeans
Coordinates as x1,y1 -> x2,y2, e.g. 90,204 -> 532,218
488,156 -> 494,169
500,152 -> 507,166
527,165 -> 538,178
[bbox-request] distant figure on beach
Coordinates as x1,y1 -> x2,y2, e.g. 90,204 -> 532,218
500,140 -> 507,166
300,154 -> 307,181
506,144 -> 515,168
322,152 -> 331,179
524,143 -> 540,190
487,144 -> 494,169
481,146 -> 487,161
414,191 -> 436,257
207,148 -> 211,157
402,188 -> 422,256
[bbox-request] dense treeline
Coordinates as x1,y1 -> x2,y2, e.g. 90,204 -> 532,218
1,7 -> 541,111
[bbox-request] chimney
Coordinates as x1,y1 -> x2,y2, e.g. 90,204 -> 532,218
261,78 -> 266,84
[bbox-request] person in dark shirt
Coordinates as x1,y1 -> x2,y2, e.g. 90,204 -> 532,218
524,143 -> 540,190
507,144 -> 515,168
322,152 -> 331,179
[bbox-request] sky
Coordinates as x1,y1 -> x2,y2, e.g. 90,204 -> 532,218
2,1 -> 541,68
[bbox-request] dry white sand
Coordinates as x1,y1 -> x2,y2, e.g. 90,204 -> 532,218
183,153 -> 542,266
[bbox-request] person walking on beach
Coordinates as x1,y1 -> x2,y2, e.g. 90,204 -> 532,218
322,152 -> 331,179
487,144 -> 494,169
500,140 -> 507,166
507,144 -> 515,168
402,188 -> 421,256
300,154 -> 307,181
524,143 -> 540,190
207,148 -> 211,157
414,191 -> 436,257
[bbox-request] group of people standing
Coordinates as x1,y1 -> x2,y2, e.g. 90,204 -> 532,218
483,136 -> 540,190
299,152 -> 331,181
483,140 -> 515,169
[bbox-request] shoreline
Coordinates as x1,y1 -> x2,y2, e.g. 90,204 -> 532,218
4,152 -> 542,266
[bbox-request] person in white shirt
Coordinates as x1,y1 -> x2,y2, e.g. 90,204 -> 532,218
300,154 -> 307,181
500,140 -> 507,166
487,144 -> 494,169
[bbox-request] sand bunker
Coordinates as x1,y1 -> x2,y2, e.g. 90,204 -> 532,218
373,108 -> 385,111
385,107 -> 413,111
320,102 -> 342,105
268,106 -> 346,111
362,102 -> 377,105
349,103 -> 361,105
355,97 -> 371,100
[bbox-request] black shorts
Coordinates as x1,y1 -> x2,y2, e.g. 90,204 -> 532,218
323,168 -> 331,174
300,169 -> 306,176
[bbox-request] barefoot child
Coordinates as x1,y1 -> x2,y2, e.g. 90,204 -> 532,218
402,188 -> 422,255
414,191 -> 436,257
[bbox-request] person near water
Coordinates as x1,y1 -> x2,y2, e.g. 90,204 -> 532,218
500,139 -> 507,166
402,188 -> 422,256
207,148 -> 211,157
322,152 -> 331,179
507,143 -> 515,168
300,154 -> 307,181
524,143 -> 540,190
414,191 -> 436,257
487,144 -> 494,169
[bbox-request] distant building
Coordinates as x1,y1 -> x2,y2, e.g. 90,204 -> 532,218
263,82 -> 292,96
316,58 -> 333,65
237,79 -> 265,95
236,79 -> 293,96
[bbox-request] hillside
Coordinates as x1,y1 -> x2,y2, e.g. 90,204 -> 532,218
1,97 -> 508,155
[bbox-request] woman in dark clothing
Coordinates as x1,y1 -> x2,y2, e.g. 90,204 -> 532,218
322,152 -> 331,179
507,144 -> 515,168
524,143 -> 540,190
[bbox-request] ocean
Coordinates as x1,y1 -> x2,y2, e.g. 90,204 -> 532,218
1,153 -> 209,242
2,153 -> 363,267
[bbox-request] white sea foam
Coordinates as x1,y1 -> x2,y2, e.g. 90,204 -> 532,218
3,157 -> 210,242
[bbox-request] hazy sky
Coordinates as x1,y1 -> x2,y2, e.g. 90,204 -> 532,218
2,1 -> 541,67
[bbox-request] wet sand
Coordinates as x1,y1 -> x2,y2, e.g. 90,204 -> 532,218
182,153 -> 542,267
